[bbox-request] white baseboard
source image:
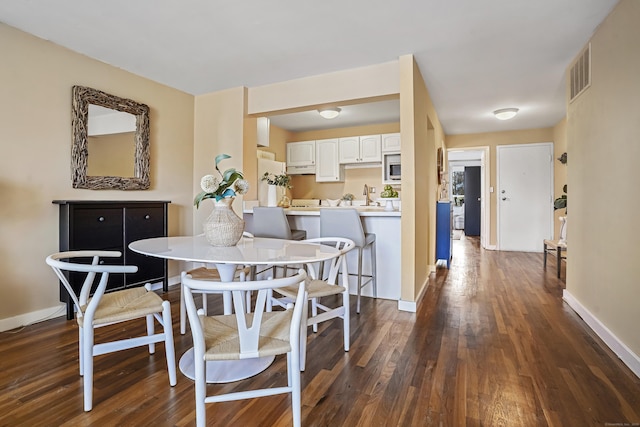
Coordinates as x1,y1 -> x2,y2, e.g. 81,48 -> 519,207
398,275 -> 430,313
1,275 -> 183,333
563,290 -> 640,379
0,304 -> 67,332
148,275 -> 181,291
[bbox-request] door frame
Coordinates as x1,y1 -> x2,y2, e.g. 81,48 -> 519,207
447,146 -> 490,249
496,142 -> 554,251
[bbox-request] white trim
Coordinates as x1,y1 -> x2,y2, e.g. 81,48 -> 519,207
0,304 -> 66,332
148,276 -> 181,291
447,146 -> 490,249
1,276 -> 182,333
397,277 -> 429,313
563,290 -> 640,379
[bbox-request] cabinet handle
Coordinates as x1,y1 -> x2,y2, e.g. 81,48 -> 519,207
144,214 -> 151,220
98,216 -> 105,222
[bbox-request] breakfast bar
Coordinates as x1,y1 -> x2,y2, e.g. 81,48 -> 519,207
243,206 -> 401,301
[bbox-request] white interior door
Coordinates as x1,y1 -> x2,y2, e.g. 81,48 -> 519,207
497,143 -> 553,252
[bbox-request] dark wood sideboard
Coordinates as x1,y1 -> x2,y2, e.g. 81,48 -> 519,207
53,200 -> 170,320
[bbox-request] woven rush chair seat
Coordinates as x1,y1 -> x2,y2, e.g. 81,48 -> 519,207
200,311 -> 293,360
276,277 -> 346,300
78,287 -> 166,327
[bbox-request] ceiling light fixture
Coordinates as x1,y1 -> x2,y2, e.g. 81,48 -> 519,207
493,108 -> 519,120
318,107 -> 341,119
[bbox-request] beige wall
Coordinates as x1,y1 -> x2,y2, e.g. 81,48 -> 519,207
552,118 -> 567,240
246,56 -> 444,305
248,61 -> 400,115
446,127 -> 555,246
0,23 -> 194,327
193,87 -> 246,228
566,0 -> 640,355
399,55 -> 446,302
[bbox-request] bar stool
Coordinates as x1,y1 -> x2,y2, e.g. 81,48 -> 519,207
320,208 -> 376,313
252,207 -> 306,240
253,207 -> 306,277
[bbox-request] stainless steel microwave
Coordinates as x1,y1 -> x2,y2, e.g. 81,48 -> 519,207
388,162 -> 401,180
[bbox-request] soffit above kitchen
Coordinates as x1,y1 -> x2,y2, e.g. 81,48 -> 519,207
0,0 -> 618,135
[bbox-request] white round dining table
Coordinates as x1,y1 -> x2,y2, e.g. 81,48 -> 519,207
129,234 -> 340,383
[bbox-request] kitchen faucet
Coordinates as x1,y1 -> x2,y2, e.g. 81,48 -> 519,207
363,184 -> 372,206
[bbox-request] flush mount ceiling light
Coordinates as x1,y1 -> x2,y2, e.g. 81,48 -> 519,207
493,108 -> 519,120
318,107 -> 341,119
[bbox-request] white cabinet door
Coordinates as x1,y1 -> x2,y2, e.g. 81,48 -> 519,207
287,141 -> 315,167
359,135 -> 382,162
339,135 -> 381,164
316,138 -> 344,182
381,133 -> 401,153
338,137 -> 360,164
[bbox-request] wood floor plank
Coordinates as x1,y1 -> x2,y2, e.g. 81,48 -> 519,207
2,235 -> 639,426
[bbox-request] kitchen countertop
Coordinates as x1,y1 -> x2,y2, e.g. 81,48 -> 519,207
243,206 -> 401,217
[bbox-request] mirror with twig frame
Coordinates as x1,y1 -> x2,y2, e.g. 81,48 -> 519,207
71,85 -> 150,190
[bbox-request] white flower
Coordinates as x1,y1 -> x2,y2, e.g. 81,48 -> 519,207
234,179 -> 249,195
200,175 -> 219,193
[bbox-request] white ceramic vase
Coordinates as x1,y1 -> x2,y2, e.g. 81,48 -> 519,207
267,184 -> 277,207
202,197 -> 244,246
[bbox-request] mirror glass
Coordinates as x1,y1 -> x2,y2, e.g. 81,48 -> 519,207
87,105 -> 136,177
72,86 -> 150,190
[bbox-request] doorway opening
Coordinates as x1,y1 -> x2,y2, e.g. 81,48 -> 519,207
447,147 -> 491,249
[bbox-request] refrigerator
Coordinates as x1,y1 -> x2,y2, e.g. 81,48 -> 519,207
257,158 -> 286,206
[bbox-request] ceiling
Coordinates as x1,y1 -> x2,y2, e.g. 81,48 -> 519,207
0,0 -> 618,135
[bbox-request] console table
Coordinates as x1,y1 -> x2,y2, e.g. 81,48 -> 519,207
436,201 -> 453,268
543,239 -> 567,279
53,200 -> 170,319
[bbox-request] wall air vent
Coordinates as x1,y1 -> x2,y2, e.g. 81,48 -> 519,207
570,43 -> 591,102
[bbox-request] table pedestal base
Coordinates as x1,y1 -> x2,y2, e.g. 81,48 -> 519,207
179,348 -> 275,383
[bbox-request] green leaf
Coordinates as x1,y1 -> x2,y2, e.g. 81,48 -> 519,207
214,154 -> 231,168
554,195 -> 567,210
194,191 -> 212,209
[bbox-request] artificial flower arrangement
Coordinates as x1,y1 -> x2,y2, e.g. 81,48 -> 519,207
261,172 -> 292,189
194,154 -> 249,208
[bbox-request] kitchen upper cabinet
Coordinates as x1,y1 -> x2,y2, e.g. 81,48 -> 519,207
315,138 -> 344,182
339,135 -> 382,164
287,140 -> 316,174
381,133 -> 401,153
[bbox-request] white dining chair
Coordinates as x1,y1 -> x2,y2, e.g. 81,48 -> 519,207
45,250 -> 177,411
270,237 -> 355,371
320,208 -> 377,313
182,269 -> 308,427
179,232 -> 254,334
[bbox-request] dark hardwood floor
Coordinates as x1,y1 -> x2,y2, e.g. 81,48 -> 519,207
2,236 -> 639,426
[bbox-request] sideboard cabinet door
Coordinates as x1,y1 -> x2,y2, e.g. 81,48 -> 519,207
53,200 -> 170,319
124,205 -> 167,287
